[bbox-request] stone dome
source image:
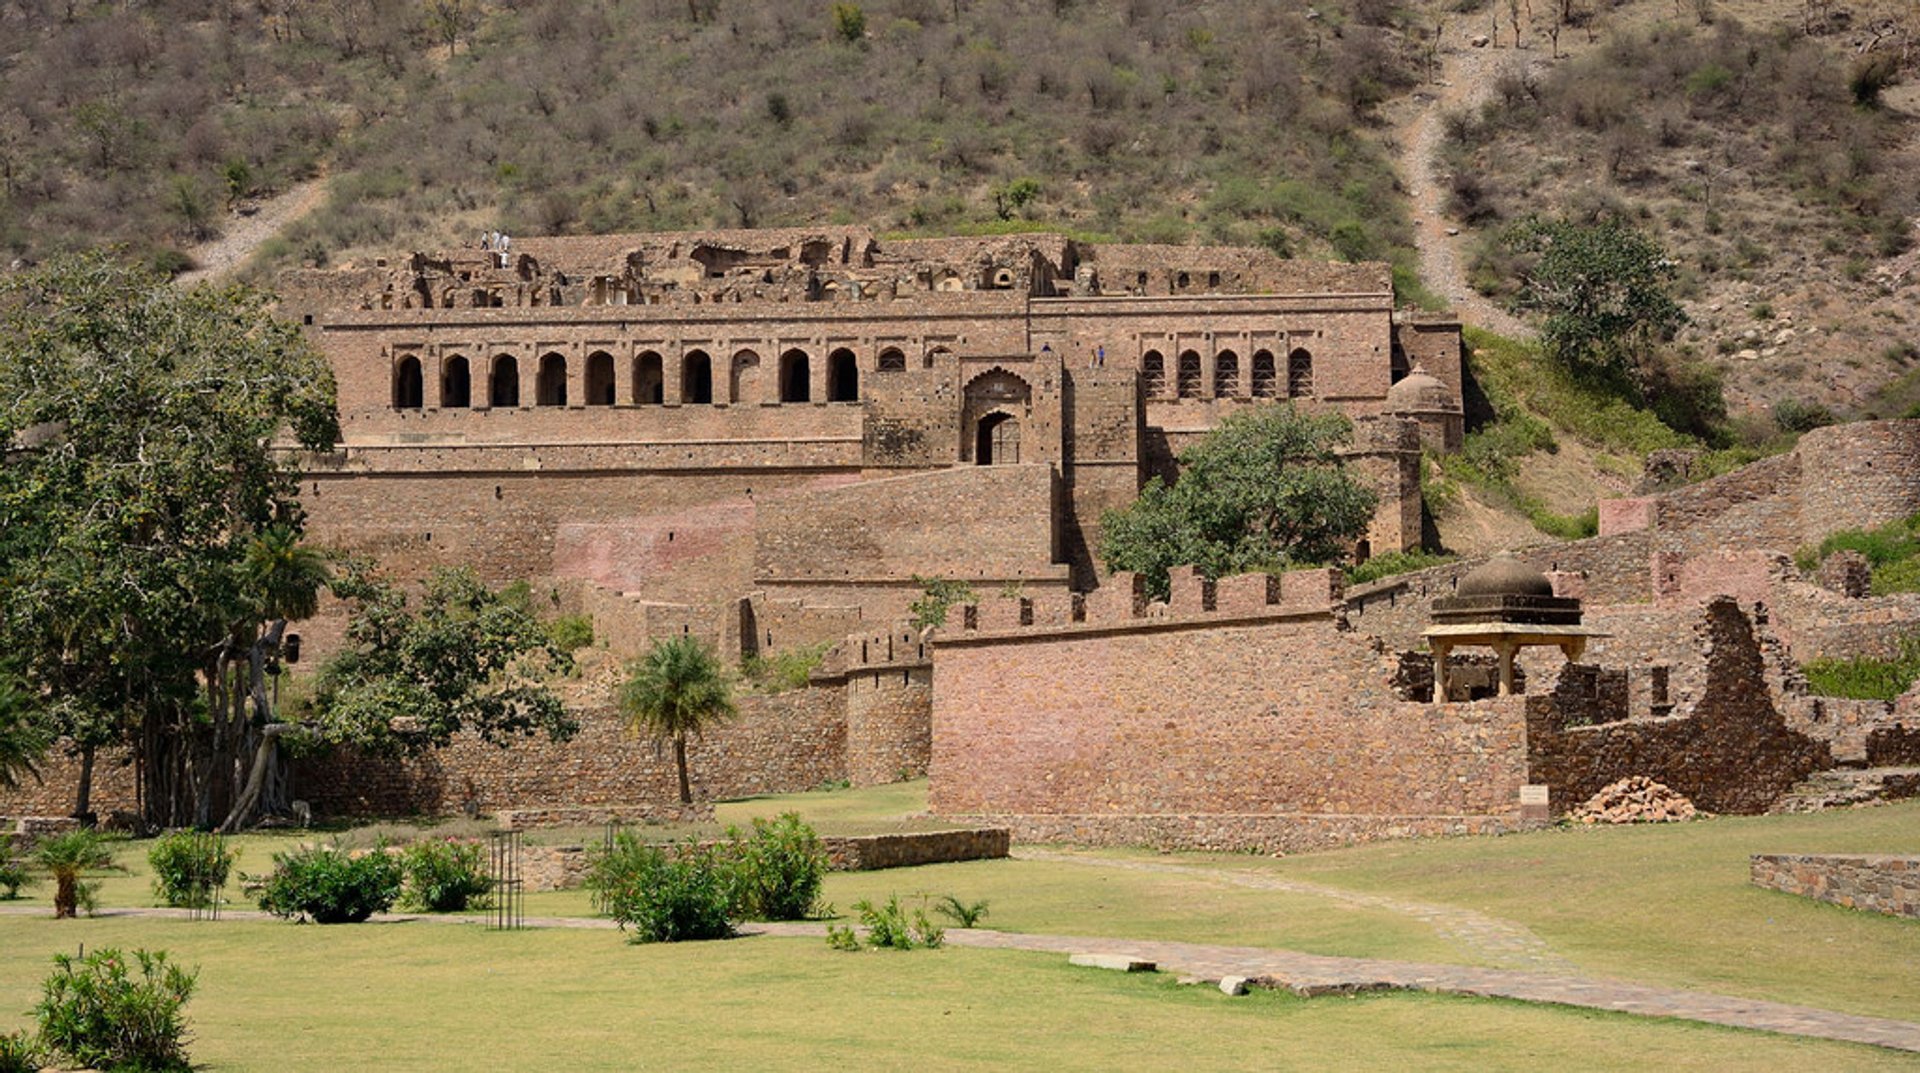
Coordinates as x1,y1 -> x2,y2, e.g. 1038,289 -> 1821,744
1385,364 -> 1457,413
1456,553 -> 1554,599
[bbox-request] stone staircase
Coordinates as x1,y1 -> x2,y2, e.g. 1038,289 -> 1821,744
1770,766 -> 1920,814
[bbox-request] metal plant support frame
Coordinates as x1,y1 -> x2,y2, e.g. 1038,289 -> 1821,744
488,830 -> 524,931
186,832 -> 224,922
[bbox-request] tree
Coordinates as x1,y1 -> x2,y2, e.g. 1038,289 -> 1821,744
307,562 -> 578,758
0,253 -> 340,829
616,636 -> 736,805
0,671 -> 50,791
1099,405 -> 1377,601
33,830 -> 116,918
1505,215 -> 1686,381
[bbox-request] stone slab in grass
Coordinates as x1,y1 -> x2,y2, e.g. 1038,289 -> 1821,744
1070,953 -> 1157,973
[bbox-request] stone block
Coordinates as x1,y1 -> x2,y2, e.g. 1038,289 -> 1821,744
1279,567 -> 1343,609
1167,565 -> 1216,615
1069,953 -> 1157,973
1598,497 -> 1655,536
1085,572 -> 1146,623
1214,572 -> 1279,614
1219,975 -> 1250,996
977,596 -> 1030,632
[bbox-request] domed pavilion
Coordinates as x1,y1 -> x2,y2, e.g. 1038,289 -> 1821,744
1422,553 -> 1606,703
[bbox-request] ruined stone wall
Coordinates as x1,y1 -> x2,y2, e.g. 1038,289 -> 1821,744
1795,420 -> 1920,544
0,748 -> 138,819
1524,598 -> 1830,815
292,691 -> 847,819
1750,854 -> 1920,919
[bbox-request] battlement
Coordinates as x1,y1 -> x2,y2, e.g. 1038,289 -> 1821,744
937,565 -> 1345,645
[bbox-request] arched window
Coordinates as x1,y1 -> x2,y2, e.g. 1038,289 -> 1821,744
1288,348 -> 1314,399
683,350 -> 713,404
780,349 -> 811,403
976,413 -> 1020,465
730,350 -> 761,405
926,346 -> 951,369
877,347 -> 907,372
1251,350 -> 1277,398
393,356 -> 423,410
633,351 -> 664,405
827,347 -> 858,402
1141,350 -> 1166,397
1214,350 -> 1238,398
1176,350 -> 1202,398
489,355 -> 520,408
441,355 -> 471,408
585,351 -> 615,406
536,353 -> 568,406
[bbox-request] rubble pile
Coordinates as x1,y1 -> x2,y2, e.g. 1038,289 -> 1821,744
1573,776 -> 1699,824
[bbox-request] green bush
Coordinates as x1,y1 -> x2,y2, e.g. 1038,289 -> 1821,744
0,1028 -> 38,1072
1346,550 -> 1456,586
588,835 -> 733,943
257,845 -> 403,924
400,839 -> 493,913
34,947 -> 196,1073
741,643 -> 831,693
546,614 -> 594,652
1803,637 -> 1920,702
147,832 -> 233,910
722,812 -> 826,921
933,894 -> 990,928
0,834 -> 31,900
854,895 -> 944,949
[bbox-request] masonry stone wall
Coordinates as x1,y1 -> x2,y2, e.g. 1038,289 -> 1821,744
929,606 -> 1533,849
292,691 -> 847,819
1750,854 -> 1920,918
843,664 -> 934,787
1524,598 -> 1830,815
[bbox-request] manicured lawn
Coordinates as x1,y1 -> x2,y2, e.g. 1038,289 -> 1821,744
0,915 -> 1910,1072
1110,800 -> 1920,1021
5,784 -> 1915,1068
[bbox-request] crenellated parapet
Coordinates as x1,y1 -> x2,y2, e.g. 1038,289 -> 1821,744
938,565 -> 1346,644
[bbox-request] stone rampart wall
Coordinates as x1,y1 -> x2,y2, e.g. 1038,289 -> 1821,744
292,690 -> 847,819
1750,854 -> 1920,919
844,665 -> 934,786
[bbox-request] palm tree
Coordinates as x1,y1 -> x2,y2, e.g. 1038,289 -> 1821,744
616,636 -> 736,805
243,524 -> 331,624
34,830 -> 116,918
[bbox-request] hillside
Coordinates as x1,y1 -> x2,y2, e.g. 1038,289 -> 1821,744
3,0 -> 1917,544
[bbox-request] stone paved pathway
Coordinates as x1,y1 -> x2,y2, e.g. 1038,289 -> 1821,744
8,905 -> 1916,1054
1013,848 -> 1576,972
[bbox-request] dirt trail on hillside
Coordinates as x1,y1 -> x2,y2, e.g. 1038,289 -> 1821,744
177,176 -> 330,286
1394,44 -> 1536,339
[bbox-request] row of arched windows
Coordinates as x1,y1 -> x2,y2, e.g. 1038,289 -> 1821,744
391,345 -> 939,410
1138,348 -> 1314,400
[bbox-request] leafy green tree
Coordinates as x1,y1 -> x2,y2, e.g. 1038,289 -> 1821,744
1505,215 -> 1686,380
831,2 -> 867,43
308,562 -> 578,758
616,636 -> 736,804
1099,405 -> 1377,601
0,670 -> 50,791
0,253 -> 339,828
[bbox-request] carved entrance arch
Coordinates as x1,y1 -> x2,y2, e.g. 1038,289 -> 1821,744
962,367 -> 1032,464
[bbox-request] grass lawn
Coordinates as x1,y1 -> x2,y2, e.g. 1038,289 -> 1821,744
1107,800 -> 1920,1021
5,784 -> 1916,1068
0,915 -> 1912,1072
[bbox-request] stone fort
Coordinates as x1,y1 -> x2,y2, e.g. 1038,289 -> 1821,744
7,227 -> 1917,852
273,226 -> 1465,621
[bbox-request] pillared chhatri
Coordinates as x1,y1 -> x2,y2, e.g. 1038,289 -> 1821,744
275,226 -> 1464,621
